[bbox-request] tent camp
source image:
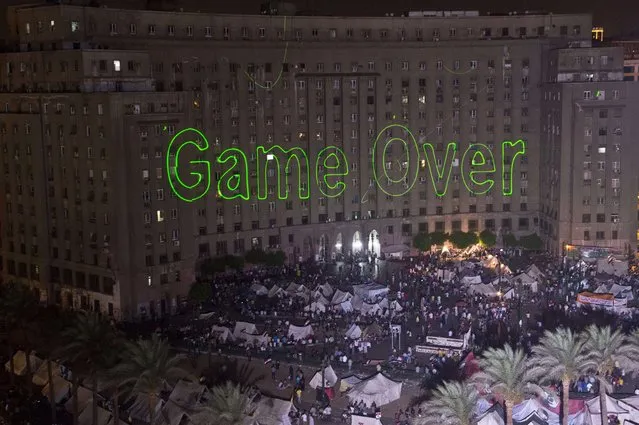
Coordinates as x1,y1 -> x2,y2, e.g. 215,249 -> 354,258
308,365 -> 339,389
362,323 -> 383,338
4,351 -> 42,376
511,273 -> 539,292
247,396 -> 294,425
526,264 -> 545,280
347,373 -> 402,407
128,393 -> 164,423
332,289 -> 353,305
287,324 -> 314,340
597,259 -> 628,276
345,324 -> 362,340
319,283 -> 334,298
595,283 -> 634,301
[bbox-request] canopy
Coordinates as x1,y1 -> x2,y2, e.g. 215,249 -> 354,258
33,360 -> 62,386
526,264 -> 545,280
347,373 -> 402,406
161,380 -> 209,425
468,283 -> 498,297
340,375 -> 362,393
268,286 -> 285,298
308,365 -> 339,389
211,325 -> 234,342
362,323 -> 383,338
304,302 -> 326,313
332,289 -> 353,305
4,351 -> 42,376
64,385 -> 92,413
350,415 -> 382,425
353,283 -> 389,298
345,324 -> 362,340
338,300 -> 353,313
461,275 -> 482,285
233,322 -> 258,338
512,273 -> 539,292
287,324 -> 313,340
319,283 -> 334,298
42,375 -> 71,404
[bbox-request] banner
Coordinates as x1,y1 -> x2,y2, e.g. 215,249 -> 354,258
415,345 -> 463,355
576,291 -> 626,307
425,336 -> 465,349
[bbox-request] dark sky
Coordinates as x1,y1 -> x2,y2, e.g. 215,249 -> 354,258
195,0 -> 635,37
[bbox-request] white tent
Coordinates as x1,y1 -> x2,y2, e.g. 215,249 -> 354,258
477,410 -> 504,425
250,283 -> 269,296
360,302 -> 388,317
351,415 -> 383,425
585,394 -> 639,425
268,286 -> 285,298
347,373 -> 402,407
461,275 -> 482,285
247,396 -> 294,425
211,325 -> 234,342
240,333 -> 270,346
345,324 -> 362,340
161,380 -> 209,425
389,300 -> 403,313
233,322 -> 258,338
312,292 -> 331,306
595,283 -> 634,301
287,324 -> 314,340
353,283 -> 390,299
319,284 -> 334,298
285,283 -> 301,293
468,283 -> 498,297
512,273 -> 539,292
526,264 -> 545,280
309,365 -> 339,389
340,375 -> 363,393
332,289 -> 353,305
338,300 -> 354,313
4,351 -> 42,376
597,259 -> 628,276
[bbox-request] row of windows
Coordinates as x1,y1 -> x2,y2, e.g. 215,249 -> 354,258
582,213 -> 621,223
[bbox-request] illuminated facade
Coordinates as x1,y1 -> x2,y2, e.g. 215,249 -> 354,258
0,3 -> 635,319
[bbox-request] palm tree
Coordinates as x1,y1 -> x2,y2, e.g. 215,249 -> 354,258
191,382 -> 256,425
0,282 -> 40,387
472,345 -> 538,425
530,328 -> 590,425
582,325 -> 639,425
202,358 -> 265,391
57,311 -> 121,425
414,381 -> 479,425
109,333 -> 191,425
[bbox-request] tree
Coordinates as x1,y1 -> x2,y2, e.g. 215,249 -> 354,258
57,311 -> 122,425
502,233 -> 518,247
202,358 -> 265,391
413,232 -> 431,252
188,281 -> 212,304
244,249 -> 266,264
519,233 -> 543,251
449,231 -> 478,249
582,325 -> 639,425
109,334 -> 191,425
265,250 -> 286,266
191,382 -> 256,425
473,345 -> 538,425
429,231 -> 449,246
479,229 -> 497,247
530,328 -> 590,425
415,381 -> 479,425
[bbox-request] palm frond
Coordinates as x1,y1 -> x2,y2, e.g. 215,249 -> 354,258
414,381 -> 479,425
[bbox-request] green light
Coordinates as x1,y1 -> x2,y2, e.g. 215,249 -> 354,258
501,140 -> 526,196
217,148 -> 250,200
256,145 -> 310,200
316,146 -> 349,198
243,16 -> 289,90
461,143 -> 495,195
166,128 -> 211,203
371,124 -> 420,197
422,142 -> 457,197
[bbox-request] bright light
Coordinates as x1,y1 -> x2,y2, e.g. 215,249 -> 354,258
113,60 -> 121,72
267,154 -> 274,161
497,291 -> 503,297
335,242 -> 342,249
353,240 -> 363,250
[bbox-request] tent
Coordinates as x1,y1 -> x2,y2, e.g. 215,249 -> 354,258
161,380 -> 209,425
211,325 -> 234,342
304,302 -> 326,313
268,286 -> 285,298
461,275 -> 482,285
347,373 -> 402,407
308,365 -> 339,389
78,405 -> 112,425
353,283 -> 389,299
526,264 -> 545,280
597,259 -> 628,276
389,300 -> 403,313
340,375 -> 363,393
595,283 -> 634,301
250,283 -> 269,296
468,283 -> 498,297
42,375 -> 71,404
350,415 -> 382,425
332,289 -> 353,305
512,273 -> 539,292
345,324 -> 362,340
585,394 -> 639,425
477,409 -> 504,425
287,324 -> 313,340
247,396 -> 294,425
319,284 -> 334,298
128,393 -> 164,423
362,323 -> 383,338
337,300 -> 354,313
4,351 -> 42,376
233,322 -> 258,339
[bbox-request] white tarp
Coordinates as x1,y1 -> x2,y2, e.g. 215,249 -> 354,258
597,259 -> 628,276
477,410 -> 504,425
247,396 -> 294,425
352,284 -> 389,299
595,283 -> 634,301
162,380 -> 208,425
268,286 -> 285,298
526,264 -> 545,280
233,322 -> 258,338
345,324 -> 362,340
340,375 -> 363,393
461,276 -> 482,285
250,284 -> 269,296
512,273 -> 539,292
312,292 -> 331,305
211,325 -> 234,342
360,302 -> 388,317
338,300 -> 354,313
319,284 -> 334,298
347,373 -> 402,407
4,351 -> 42,376
309,365 -> 339,389
287,324 -> 314,340
390,300 -> 403,314
351,415 -> 383,425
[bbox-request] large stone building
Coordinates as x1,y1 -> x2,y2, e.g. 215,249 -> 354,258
0,3 -> 636,319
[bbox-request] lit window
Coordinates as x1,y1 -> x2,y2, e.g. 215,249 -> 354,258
71,21 -> 79,32
598,146 -> 606,154
113,60 -> 121,72
156,210 -> 164,222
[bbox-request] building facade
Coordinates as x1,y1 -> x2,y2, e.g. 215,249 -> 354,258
0,4 -> 635,319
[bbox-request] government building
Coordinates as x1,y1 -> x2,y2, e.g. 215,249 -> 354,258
0,1 -> 637,319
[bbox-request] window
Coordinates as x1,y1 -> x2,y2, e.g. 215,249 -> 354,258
113,60 -> 121,72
